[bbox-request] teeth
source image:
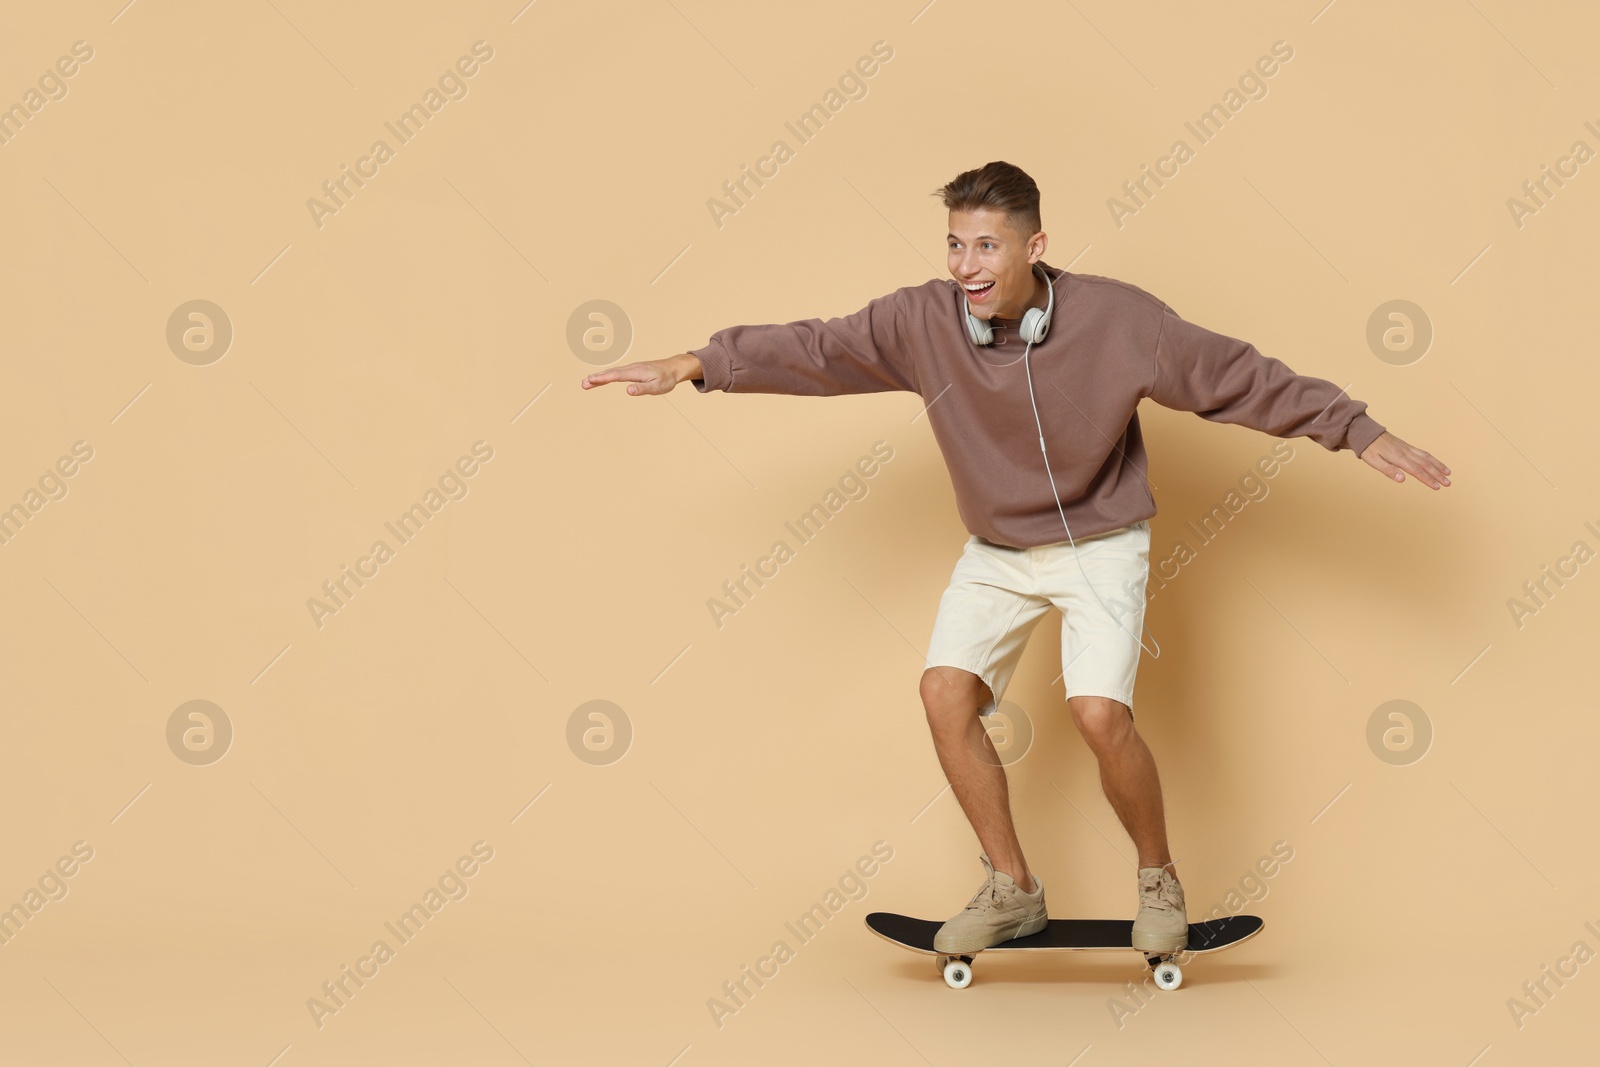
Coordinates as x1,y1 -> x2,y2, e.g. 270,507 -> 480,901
963,282 -> 993,290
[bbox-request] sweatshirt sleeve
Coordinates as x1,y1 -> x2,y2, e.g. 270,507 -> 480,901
688,288 -> 920,397
1148,302 -> 1386,456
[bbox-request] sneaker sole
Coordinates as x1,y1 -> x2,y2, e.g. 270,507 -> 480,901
933,914 -> 1049,955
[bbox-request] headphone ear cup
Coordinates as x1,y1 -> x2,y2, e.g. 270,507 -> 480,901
965,304 -> 992,345
1022,264 -> 1057,343
1020,308 -> 1047,344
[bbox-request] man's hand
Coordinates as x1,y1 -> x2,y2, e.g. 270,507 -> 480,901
1358,431 -> 1451,489
580,353 -> 701,396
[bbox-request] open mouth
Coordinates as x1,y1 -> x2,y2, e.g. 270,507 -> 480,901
962,280 -> 996,302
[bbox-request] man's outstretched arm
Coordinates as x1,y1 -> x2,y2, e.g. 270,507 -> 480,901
579,288 -> 919,398
1148,303 -> 1451,490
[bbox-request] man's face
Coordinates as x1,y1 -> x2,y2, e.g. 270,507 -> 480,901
947,207 -> 1044,320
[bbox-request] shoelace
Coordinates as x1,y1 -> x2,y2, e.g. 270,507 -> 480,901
1139,874 -> 1183,910
963,879 -> 1002,914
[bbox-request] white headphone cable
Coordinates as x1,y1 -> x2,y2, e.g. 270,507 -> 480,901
1021,332 -> 1162,662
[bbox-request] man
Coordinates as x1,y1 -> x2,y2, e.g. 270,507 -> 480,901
580,161 -> 1451,956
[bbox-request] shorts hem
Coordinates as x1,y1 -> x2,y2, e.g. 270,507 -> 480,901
1063,686 -> 1135,708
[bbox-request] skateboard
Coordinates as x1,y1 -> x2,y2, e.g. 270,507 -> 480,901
864,912 -> 1264,990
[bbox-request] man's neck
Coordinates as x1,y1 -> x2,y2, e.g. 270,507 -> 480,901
996,267 -> 1048,323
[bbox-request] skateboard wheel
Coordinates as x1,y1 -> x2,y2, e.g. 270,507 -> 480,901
942,957 -> 973,989
1152,961 -> 1182,991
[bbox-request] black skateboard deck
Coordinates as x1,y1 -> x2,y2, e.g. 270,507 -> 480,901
865,912 -> 1263,989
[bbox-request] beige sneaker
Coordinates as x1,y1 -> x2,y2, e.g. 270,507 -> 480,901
1131,865 -> 1188,954
932,853 -> 1048,953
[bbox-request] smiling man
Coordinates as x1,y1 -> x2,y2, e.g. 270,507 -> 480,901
581,160 -> 1450,957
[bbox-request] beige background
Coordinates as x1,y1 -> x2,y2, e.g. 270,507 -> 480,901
1,0 -> 1596,1063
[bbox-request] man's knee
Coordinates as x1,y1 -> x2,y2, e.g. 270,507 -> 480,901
920,666 -> 989,734
1068,695 -> 1134,751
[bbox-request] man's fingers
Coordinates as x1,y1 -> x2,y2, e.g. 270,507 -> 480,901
602,371 -> 667,396
581,364 -> 643,388
1365,436 -> 1452,489
1396,450 -> 1448,489
1403,447 -> 1450,489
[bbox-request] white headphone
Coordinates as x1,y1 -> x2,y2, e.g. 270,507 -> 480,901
963,263 -> 1161,662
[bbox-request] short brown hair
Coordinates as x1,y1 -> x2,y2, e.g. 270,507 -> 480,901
932,161 -> 1041,242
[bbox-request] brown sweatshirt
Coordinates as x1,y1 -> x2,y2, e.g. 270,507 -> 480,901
690,262 -> 1385,549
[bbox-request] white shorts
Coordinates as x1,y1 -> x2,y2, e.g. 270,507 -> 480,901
924,519 -> 1151,718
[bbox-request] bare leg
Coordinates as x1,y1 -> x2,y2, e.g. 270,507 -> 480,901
1067,695 -> 1175,879
920,666 -> 1038,893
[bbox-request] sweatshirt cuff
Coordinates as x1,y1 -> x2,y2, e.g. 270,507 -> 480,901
1344,412 -> 1385,457
690,339 -> 732,393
